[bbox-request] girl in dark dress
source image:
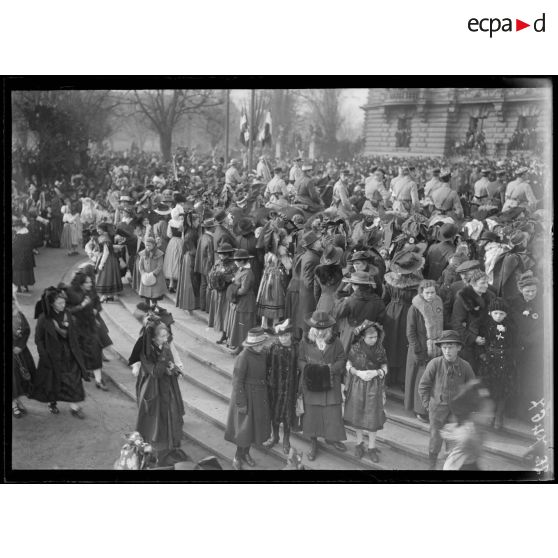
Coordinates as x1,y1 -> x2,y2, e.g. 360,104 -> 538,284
31,287 -> 88,418
176,213 -> 200,312
12,293 -> 36,418
67,271 -> 110,391
344,321 -> 388,463
477,298 -> 516,430
134,318 -> 185,466
96,222 -> 123,302
12,219 -> 35,294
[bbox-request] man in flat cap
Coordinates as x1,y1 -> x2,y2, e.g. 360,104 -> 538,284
424,168 -> 442,200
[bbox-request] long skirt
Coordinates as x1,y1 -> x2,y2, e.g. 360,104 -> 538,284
404,350 -> 428,414
97,315 -> 113,348
96,254 -> 123,295
225,303 -> 256,348
31,341 -> 85,403
224,383 -> 271,447
256,266 -> 285,319
60,223 -> 73,250
343,375 -> 386,432
13,347 -> 36,399
163,237 -> 182,281
132,256 -> 141,293
49,216 -> 63,247
69,222 -> 81,246
13,267 -> 35,287
176,252 -> 198,311
284,290 -> 300,330
302,403 -> 347,441
208,289 -> 228,331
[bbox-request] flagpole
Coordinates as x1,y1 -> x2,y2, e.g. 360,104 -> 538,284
248,89 -> 255,173
224,89 -> 230,167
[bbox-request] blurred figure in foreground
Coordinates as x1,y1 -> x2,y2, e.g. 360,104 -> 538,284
441,379 -> 494,471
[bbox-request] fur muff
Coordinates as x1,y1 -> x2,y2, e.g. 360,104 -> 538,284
304,363 -> 332,392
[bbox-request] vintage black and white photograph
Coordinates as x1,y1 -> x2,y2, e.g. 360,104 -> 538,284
6,80 -> 554,478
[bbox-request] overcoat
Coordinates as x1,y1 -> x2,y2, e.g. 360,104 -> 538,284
12,311 -> 36,399
450,285 -> 495,373
31,312 -> 87,403
296,248 -> 321,328
138,248 -> 167,299
224,347 -> 271,447
194,232 -> 215,276
425,240 -> 455,281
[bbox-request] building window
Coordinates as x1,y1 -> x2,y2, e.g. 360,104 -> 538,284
395,117 -> 411,147
509,115 -> 539,151
464,116 -> 486,153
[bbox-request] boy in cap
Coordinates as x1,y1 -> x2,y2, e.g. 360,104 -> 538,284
418,330 -> 476,469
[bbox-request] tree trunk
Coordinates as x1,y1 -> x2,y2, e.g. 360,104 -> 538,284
160,129 -> 173,161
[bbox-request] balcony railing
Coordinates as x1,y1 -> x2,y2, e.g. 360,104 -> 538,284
384,89 -> 419,104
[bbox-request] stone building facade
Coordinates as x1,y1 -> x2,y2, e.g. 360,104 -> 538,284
361,87 -> 551,158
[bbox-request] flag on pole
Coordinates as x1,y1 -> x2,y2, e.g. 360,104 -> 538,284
259,110 -> 272,147
240,109 -> 249,146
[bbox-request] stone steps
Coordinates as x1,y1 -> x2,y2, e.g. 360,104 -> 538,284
99,286 -> 529,470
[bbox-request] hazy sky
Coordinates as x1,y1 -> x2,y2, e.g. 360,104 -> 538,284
230,88 -> 368,129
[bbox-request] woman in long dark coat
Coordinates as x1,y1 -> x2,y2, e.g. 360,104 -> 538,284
509,271 -> 544,420
12,220 -> 35,293
451,269 -> 495,374
134,318 -> 185,467
30,287 -> 88,418
235,218 -> 262,295
314,245 -> 344,314
208,243 -> 237,344
176,213 -> 200,312
405,279 -> 443,421
225,249 -> 257,353
299,311 -> 347,462
96,222 -> 123,301
333,271 -> 386,353
224,327 -> 271,470
12,293 -> 36,418
382,248 -> 424,389
66,271 -> 110,391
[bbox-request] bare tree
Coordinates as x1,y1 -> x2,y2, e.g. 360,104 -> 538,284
130,90 -> 222,160
296,89 -> 345,158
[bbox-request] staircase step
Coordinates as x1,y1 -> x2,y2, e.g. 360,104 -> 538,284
102,291 -> 528,470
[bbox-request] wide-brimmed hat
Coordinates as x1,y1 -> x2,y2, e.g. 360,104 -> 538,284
509,230 -> 530,247
232,248 -> 254,260
201,217 -> 217,228
237,218 -> 255,235
390,249 -> 425,275
320,245 -> 343,266
347,250 -> 369,263
304,311 -> 336,329
342,270 -> 376,286
242,327 -> 268,347
294,155 -> 302,162
119,195 -> 134,203
214,209 -> 227,223
301,231 -> 320,248
154,203 -> 171,216
515,167 -> 529,176
455,260 -> 481,274
434,330 -> 464,346
273,166 -> 284,173
301,163 -> 313,171
479,231 -> 500,243
216,242 -> 236,254
439,222 -> 459,241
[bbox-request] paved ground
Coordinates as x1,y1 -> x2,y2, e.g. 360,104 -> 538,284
11,248 -> 210,470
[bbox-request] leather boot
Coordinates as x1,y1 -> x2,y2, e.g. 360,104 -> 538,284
282,432 -> 291,455
308,438 -> 318,461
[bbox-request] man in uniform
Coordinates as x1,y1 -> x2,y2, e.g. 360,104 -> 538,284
470,168 -> 491,217
502,167 -> 537,213
331,169 -> 353,219
222,159 -> 243,206
264,166 -> 288,202
424,168 -> 442,199
390,165 -> 420,215
289,155 -> 303,185
256,155 -> 272,184
429,169 -> 464,222
294,163 -> 323,214
364,167 -> 391,207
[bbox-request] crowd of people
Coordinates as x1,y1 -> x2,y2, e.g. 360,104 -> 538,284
12,143 -> 549,470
